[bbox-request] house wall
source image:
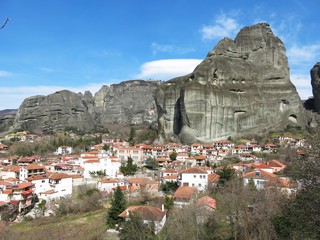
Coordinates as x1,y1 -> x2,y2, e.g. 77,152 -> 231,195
180,173 -> 208,191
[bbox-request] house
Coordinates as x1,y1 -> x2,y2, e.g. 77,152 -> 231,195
37,172 -> 73,201
0,165 -> 21,179
178,168 -> 208,191
242,170 -> 279,190
0,182 -> 34,213
173,186 -> 197,206
55,146 -> 73,155
19,164 -> 46,181
266,160 -> 286,173
196,196 -> 216,223
97,178 -> 127,194
161,169 -> 178,183
116,146 -> 144,165
119,205 -> 167,234
207,173 -> 220,189
127,177 -> 159,193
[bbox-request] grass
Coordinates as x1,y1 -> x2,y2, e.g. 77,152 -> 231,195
0,210 -> 119,240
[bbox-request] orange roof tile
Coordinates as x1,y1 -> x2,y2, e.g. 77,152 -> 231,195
196,196 -> 216,209
180,167 -> 206,174
119,206 -> 166,221
173,186 -> 197,199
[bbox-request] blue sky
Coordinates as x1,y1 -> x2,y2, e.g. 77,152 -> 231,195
0,0 -> 319,109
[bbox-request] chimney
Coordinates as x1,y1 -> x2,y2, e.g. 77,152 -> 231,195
126,209 -> 129,216
161,204 -> 164,212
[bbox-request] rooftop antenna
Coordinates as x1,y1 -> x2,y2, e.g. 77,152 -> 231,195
0,18 -> 10,29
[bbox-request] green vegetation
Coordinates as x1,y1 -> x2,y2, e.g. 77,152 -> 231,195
106,186 -> 127,228
169,151 -> 177,161
120,157 -> 138,176
119,212 -> 156,240
144,156 -> 158,170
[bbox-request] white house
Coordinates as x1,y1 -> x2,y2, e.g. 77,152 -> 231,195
55,146 -> 73,155
38,172 -> 73,201
178,168 -> 208,191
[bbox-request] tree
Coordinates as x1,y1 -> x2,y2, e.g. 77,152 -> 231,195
120,157 -> 138,176
103,144 -> 110,151
128,127 -> 136,146
144,156 -> 158,170
169,151 -> 177,161
217,166 -> 236,185
119,211 -> 155,240
107,186 -> 127,228
160,181 -> 179,195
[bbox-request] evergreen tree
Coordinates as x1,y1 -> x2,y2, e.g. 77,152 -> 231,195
128,127 -> 136,146
120,157 -> 138,176
119,211 -> 155,240
107,186 -> 127,228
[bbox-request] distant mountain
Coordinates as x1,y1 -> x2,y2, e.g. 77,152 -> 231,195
0,109 -> 18,115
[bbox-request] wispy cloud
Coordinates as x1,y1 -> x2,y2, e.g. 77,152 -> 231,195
0,70 -> 13,77
287,44 -> 320,65
134,59 -> 202,80
200,13 -> 241,40
151,42 -> 195,55
39,67 -> 54,73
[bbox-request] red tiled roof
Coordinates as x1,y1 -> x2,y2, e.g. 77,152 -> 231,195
48,172 -> 71,180
194,155 -> 206,160
173,186 -> 197,199
196,196 -> 216,209
25,163 -> 44,170
180,167 -> 206,174
119,206 -> 166,221
208,173 -> 220,183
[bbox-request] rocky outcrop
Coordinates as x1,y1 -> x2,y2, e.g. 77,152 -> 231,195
8,80 -> 159,134
311,62 -> 320,113
11,90 -> 96,133
156,23 -> 305,143
94,80 -> 159,125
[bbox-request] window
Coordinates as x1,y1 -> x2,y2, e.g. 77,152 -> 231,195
192,183 -> 195,187
42,180 -> 45,183
200,175 -> 202,179
198,183 -> 201,187
203,175 -> 206,179
194,175 -> 196,178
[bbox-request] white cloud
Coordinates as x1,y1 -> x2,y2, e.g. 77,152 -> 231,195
290,73 -> 313,100
134,59 -> 202,80
151,42 -> 195,55
0,70 -> 13,77
200,13 -> 240,40
0,83 -> 107,110
287,44 -> 320,65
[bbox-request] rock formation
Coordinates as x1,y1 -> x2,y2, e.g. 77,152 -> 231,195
311,62 -> 320,113
11,90 -> 96,134
156,23 -> 305,143
95,80 -> 159,125
8,80 -> 159,134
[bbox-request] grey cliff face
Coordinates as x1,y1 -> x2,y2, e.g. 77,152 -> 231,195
94,80 -> 159,125
156,23 -> 305,143
9,80 -> 159,134
12,90 -> 96,133
311,62 -> 320,113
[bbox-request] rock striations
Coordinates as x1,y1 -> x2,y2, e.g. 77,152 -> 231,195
9,80 -> 159,134
156,23 -> 305,143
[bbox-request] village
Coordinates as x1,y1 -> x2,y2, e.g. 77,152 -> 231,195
0,129 -> 311,234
